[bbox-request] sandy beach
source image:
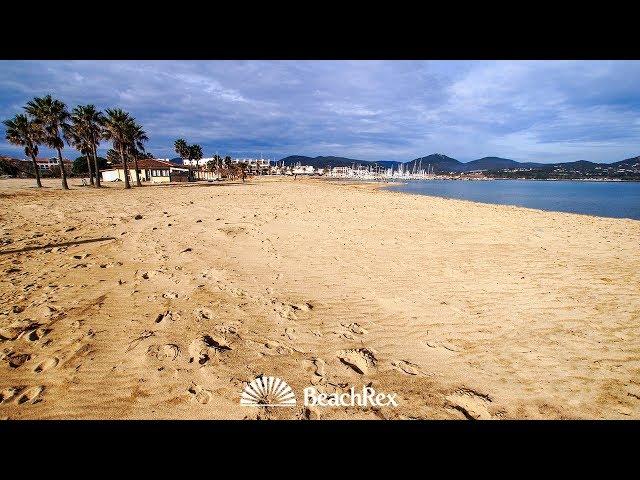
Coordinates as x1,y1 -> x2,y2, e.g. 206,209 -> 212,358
1,176 -> 639,419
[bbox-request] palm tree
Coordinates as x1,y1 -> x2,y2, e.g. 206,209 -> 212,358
3,114 -> 44,188
106,148 -> 121,164
189,144 -> 203,180
65,125 -> 95,185
174,138 -> 189,160
174,138 -> 191,179
101,108 -> 133,189
24,95 -> 71,190
69,105 -> 104,188
126,119 -> 148,187
239,162 -> 247,182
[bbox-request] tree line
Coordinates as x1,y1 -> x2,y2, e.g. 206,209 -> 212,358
3,94 -> 149,189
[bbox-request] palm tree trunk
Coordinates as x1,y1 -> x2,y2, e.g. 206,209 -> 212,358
86,154 -> 94,185
133,154 -> 142,187
30,153 -> 42,188
92,143 -> 101,188
57,147 -> 69,190
120,145 -> 130,189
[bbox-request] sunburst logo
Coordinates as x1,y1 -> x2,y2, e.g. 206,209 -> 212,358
240,376 -> 297,407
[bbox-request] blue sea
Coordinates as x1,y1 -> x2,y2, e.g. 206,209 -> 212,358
386,179 -> 640,220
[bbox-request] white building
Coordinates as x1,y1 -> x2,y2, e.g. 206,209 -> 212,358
182,157 -> 211,167
182,156 -> 272,174
330,166 -> 352,177
231,158 -> 271,175
23,157 -> 72,174
291,165 -> 315,175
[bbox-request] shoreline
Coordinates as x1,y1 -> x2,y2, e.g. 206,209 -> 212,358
1,177 -> 639,419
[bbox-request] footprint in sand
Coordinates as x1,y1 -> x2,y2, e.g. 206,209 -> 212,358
126,330 -> 155,352
0,321 -> 41,341
187,383 -> 212,404
310,357 -> 327,385
213,324 -> 239,336
188,335 -> 231,365
38,305 -> 60,320
24,327 -> 51,343
445,388 -> 493,420
341,322 -> 368,336
271,301 -> 297,320
195,307 -> 214,321
154,310 -> 177,325
0,387 -> 21,404
272,300 -> 313,320
244,337 -> 290,357
338,348 -> 378,375
313,357 -> 326,377
5,352 -> 31,369
33,356 -> 59,373
0,327 -> 22,341
391,360 -> 420,376
147,344 -> 180,362
294,302 -> 313,312
15,386 -> 44,405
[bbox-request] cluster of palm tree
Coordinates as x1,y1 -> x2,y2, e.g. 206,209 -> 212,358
3,94 -> 148,190
203,155 -> 246,181
205,154 -> 232,173
174,138 -> 203,181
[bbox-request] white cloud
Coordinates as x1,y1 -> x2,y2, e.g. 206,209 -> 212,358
1,60 -> 640,162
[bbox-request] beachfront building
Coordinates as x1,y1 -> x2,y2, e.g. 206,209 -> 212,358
269,163 -> 287,175
291,164 -> 315,175
329,166 -> 352,177
194,169 -> 220,181
21,157 -> 73,174
100,159 -> 190,183
231,158 -> 271,175
182,157 -> 210,168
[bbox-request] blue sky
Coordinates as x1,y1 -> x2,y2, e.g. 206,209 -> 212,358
1,60 -> 640,163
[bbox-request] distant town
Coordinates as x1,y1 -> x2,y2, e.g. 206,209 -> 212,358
2,152 -> 639,183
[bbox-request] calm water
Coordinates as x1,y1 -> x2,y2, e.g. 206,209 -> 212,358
386,179 -> 640,220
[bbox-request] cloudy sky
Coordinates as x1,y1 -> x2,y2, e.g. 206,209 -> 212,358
1,60 -> 639,163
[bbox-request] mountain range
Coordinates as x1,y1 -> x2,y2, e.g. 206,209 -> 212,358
279,153 -> 640,173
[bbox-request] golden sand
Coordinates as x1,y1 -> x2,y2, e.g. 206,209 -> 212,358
1,176 -> 639,419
